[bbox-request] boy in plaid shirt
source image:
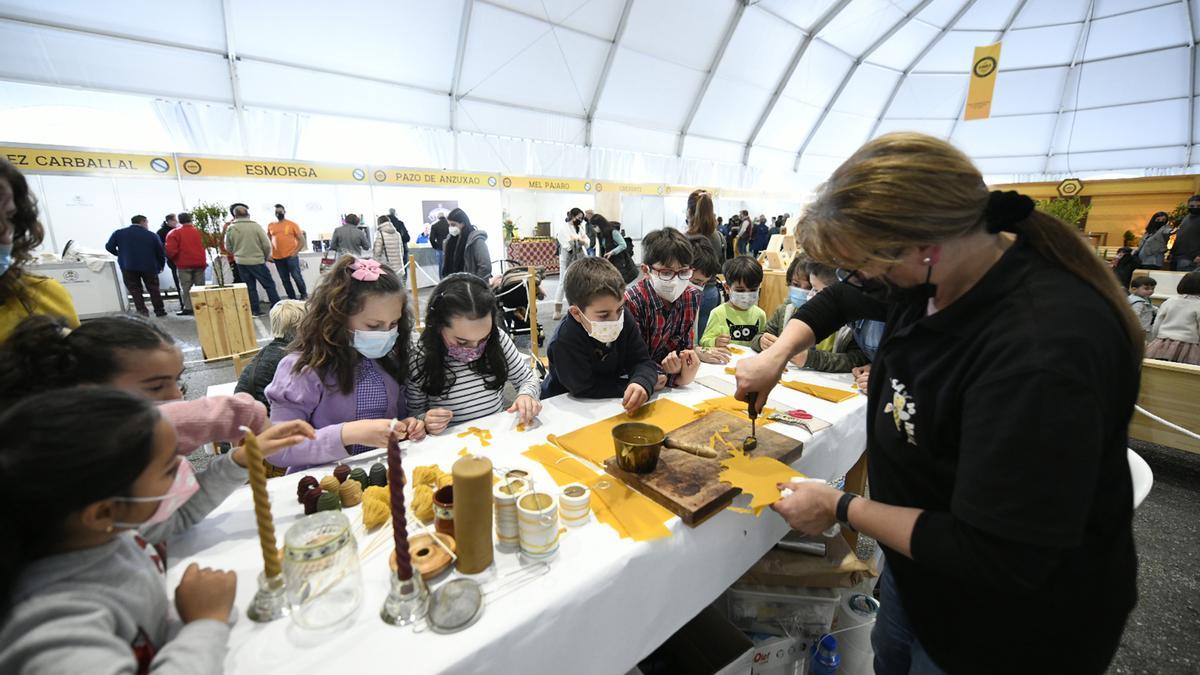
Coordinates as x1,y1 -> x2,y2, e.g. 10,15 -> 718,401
624,228 -> 701,386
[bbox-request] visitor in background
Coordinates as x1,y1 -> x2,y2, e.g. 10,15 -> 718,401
106,214 -> 167,317
687,189 -> 725,266
0,159 -> 78,342
1146,271 -> 1200,365
1137,211 -> 1170,268
429,215 -> 449,277
386,208 -> 411,262
330,213 -> 369,259
768,216 -> 783,238
374,214 -> 406,270
269,204 -> 307,301
554,208 -> 590,320
752,215 -> 771,255
156,213 -> 181,308
441,208 -> 491,279
165,212 -> 207,316
736,214 -> 754,256
1171,195 -> 1200,271
1128,276 -> 1157,339
1111,246 -> 1139,291
584,208 -> 598,256
236,299 -> 307,413
594,214 -> 639,285
723,215 -> 739,260
224,203 -> 280,317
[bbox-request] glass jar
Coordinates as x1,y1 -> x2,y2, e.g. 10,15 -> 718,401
283,511 -> 362,630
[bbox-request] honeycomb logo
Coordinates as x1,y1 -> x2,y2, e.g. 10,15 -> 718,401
1056,178 -> 1083,197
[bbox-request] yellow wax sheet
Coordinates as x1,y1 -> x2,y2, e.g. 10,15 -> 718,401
726,346 -> 745,355
549,399 -> 698,467
456,426 -> 493,446
779,380 -> 858,403
693,396 -> 776,423
522,444 -> 673,542
719,449 -> 804,516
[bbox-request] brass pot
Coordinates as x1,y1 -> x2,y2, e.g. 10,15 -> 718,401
612,422 -> 665,474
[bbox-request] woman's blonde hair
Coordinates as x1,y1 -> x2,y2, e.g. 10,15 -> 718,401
796,132 -> 1143,356
269,299 -> 308,339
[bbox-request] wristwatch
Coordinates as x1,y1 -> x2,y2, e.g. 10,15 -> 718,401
836,492 -> 858,533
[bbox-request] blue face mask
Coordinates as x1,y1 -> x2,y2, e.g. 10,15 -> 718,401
352,327 -> 399,359
0,242 -> 12,278
788,287 -> 809,308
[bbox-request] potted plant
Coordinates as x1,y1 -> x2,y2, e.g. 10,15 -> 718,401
1035,196 -> 1092,230
190,202 -> 230,286
503,218 -> 518,242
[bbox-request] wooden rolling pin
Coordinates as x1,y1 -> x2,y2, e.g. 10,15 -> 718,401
664,436 -> 719,459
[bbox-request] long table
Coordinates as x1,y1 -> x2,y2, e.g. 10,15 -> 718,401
166,356 -> 868,674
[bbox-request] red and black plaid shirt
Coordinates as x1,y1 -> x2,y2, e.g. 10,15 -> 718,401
624,277 -> 701,370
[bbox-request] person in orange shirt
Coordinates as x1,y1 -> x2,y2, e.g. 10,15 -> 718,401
269,203 -> 307,300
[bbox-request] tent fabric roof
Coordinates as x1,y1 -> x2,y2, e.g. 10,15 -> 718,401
0,0 -> 1195,186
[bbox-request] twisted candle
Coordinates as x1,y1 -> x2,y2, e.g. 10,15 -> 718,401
240,427 -> 281,578
387,432 -> 413,581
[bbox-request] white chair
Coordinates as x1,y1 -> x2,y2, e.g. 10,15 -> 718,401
1127,449 -> 1153,509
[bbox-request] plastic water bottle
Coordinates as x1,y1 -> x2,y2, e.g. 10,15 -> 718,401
809,635 -> 841,674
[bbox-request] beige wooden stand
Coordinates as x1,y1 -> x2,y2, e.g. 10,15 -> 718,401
190,283 -> 258,359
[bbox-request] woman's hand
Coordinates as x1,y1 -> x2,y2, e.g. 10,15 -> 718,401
506,395 -> 541,424
697,347 -> 732,364
771,481 -> 840,536
400,417 -> 426,442
232,420 -> 316,466
734,346 -> 789,413
424,408 -> 454,434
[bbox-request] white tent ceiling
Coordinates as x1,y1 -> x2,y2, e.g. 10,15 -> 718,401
0,0 -> 1196,188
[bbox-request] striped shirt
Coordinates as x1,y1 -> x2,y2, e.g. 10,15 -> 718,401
406,329 -> 541,424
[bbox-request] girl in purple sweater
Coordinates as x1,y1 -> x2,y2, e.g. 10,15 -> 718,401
266,257 -> 425,470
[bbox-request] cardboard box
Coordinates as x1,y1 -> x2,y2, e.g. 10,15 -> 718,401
739,533 -> 876,589
748,634 -> 808,675
638,604 -> 755,675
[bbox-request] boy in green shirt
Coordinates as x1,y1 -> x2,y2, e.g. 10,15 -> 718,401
700,256 -> 767,348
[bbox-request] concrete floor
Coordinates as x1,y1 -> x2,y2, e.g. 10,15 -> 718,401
147,274 -> 1199,673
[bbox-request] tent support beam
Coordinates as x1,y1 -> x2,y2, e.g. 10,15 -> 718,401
945,0 -> 1030,143
677,0 -> 749,157
869,0 -> 979,141
743,0 -> 853,166
450,0 -> 474,135
1044,0 -> 1097,174
1184,0 -> 1196,166
793,0 -> 935,172
219,0 -> 248,154
587,0 -> 636,148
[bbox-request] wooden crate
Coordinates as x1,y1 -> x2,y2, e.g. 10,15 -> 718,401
1129,359 -> 1200,455
190,284 -> 258,359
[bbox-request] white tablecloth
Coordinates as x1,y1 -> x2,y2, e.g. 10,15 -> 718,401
167,357 -> 868,674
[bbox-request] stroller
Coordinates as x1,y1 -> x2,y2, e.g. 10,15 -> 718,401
492,262 -> 546,345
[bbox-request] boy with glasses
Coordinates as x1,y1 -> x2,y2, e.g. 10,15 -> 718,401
624,228 -> 702,386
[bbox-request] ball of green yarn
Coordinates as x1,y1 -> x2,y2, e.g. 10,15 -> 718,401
349,467 -> 369,491
369,462 -> 387,487
317,491 -> 342,512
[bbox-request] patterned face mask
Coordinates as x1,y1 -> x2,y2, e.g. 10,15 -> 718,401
446,335 -> 489,363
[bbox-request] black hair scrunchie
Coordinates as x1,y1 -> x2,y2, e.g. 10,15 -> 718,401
984,190 -> 1035,234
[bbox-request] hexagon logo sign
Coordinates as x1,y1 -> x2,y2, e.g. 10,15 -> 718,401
1056,178 -> 1083,197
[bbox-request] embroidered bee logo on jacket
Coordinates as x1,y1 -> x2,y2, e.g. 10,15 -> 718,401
883,378 -> 917,445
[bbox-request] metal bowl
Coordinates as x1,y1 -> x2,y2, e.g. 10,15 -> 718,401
611,422 -> 665,474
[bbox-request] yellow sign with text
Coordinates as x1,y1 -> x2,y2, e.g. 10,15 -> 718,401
594,181 -> 665,196
0,145 -> 175,178
371,167 -> 498,188
664,185 -> 720,198
177,156 -> 368,183
502,175 -> 591,192
964,42 -> 1002,121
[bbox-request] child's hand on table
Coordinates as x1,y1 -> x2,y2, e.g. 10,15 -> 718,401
851,365 -> 871,390
424,408 -> 454,434
398,417 -> 426,442
622,382 -> 649,413
654,374 -> 667,391
759,332 -> 777,350
506,394 -> 541,424
233,420 -> 316,466
175,563 -> 237,624
697,347 -> 732,364
661,351 -> 682,374
714,334 -> 731,348
340,418 -> 400,450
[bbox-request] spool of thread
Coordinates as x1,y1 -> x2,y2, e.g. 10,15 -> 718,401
492,478 -> 530,547
833,592 -> 879,675
302,487 -> 323,515
348,468 -> 369,491
517,492 -> 559,559
296,475 -> 318,503
333,464 -> 351,483
558,483 -> 591,527
338,479 -> 363,507
317,491 -> 342,512
319,475 -> 341,494
452,455 -> 494,574
369,462 -> 387,487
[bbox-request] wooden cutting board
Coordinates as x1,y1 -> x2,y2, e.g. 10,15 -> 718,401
604,410 -> 803,526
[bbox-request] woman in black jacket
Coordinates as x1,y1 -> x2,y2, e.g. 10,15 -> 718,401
235,299 -> 307,412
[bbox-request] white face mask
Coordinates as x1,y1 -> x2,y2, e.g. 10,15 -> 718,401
352,327 -> 399,359
449,225 -> 462,237
729,290 -> 759,310
583,312 -> 624,344
649,275 -> 686,303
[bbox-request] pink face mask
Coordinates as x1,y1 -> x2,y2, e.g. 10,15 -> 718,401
445,335 -> 489,363
113,460 -> 199,530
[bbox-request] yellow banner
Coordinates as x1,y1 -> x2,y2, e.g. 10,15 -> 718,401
964,42 -> 1001,121
178,156 -> 368,183
501,175 -> 591,192
0,145 -> 175,178
371,167 -> 498,188
664,184 -> 720,198
594,181 -> 665,196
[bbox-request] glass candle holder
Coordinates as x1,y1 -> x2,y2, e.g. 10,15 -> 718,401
283,511 -> 362,630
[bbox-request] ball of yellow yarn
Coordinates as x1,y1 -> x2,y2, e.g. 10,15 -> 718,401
362,498 -> 389,529
411,484 -> 435,523
319,475 -> 341,494
338,479 -> 363,507
412,464 -> 444,488
435,473 -> 454,489
363,485 -> 390,506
